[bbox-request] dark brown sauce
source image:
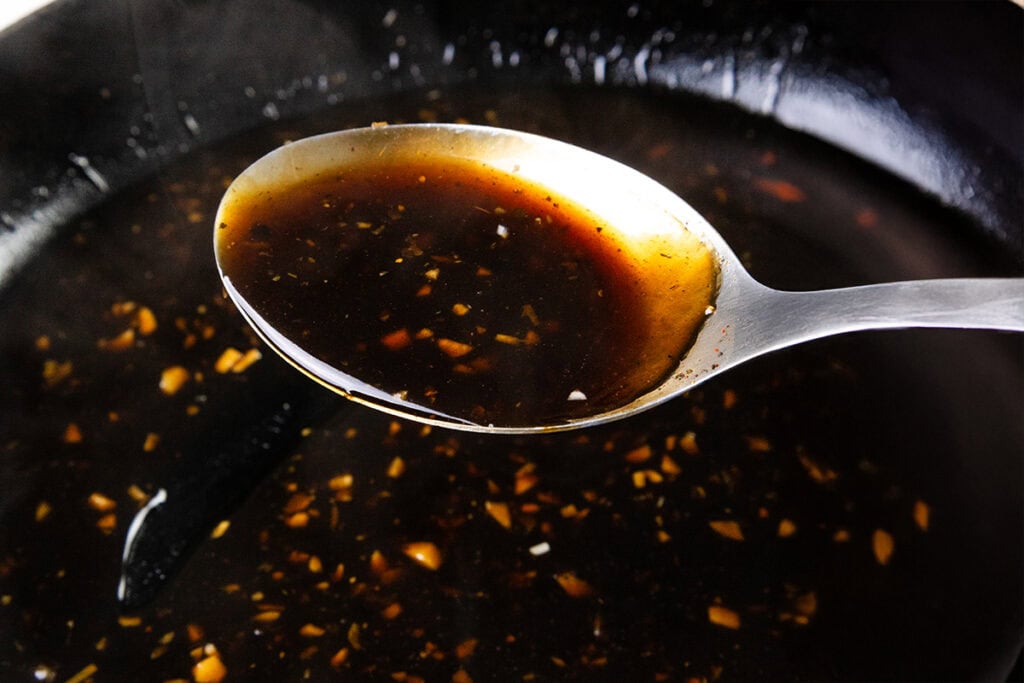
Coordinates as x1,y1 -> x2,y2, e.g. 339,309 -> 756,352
2,84 -> 1020,683
215,151 -> 718,427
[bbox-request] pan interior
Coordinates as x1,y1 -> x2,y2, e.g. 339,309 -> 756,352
0,84 -> 1020,682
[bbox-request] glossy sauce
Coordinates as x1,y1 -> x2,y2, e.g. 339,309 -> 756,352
3,82 -> 1019,683
216,151 -> 719,427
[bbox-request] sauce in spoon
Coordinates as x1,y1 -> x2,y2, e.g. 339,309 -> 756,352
215,126 -> 719,428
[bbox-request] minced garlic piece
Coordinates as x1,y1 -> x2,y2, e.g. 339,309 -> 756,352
159,365 -> 190,395
624,444 -> 652,464
143,432 -> 160,452
98,328 -> 135,352
35,501 -> 51,522
330,647 -> 349,669
554,571 -> 594,598
213,347 -> 243,373
135,306 -> 158,335
96,513 -> 117,534
872,529 -> 895,565
679,431 -> 699,455
88,492 -> 117,512
709,520 -> 744,541
436,338 -> 473,358
777,518 -> 797,538
403,542 -> 443,570
42,359 -> 73,387
192,653 -> 227,683
65,664 -> 99,683
913,499 -> 930,531
386,456 -> 406,478
299,623 -> 325,637
484,501 -> 512,529
707,605 -> 741,630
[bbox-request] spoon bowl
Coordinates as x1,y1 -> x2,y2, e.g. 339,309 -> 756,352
214,123 -> 1024,434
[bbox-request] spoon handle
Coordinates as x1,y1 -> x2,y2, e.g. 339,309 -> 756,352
748,278 -> 1024,353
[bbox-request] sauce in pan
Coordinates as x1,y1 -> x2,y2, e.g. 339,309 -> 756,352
0,85 -> 1020,682
215,153 -> 718,427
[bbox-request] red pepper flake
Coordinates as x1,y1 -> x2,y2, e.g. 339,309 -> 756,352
381,328 -> 412,351
777,518 -> 797,538
856,208 -> 879,229
722,389 -> 738,409
63,423 -> 83,444
754,177 -> 806,203
646,143 -> 672,160
455,638 -> 478,660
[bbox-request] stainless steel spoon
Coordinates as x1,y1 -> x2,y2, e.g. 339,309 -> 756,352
214,123 -> 1024,434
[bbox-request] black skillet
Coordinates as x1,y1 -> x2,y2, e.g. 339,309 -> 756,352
1,1 -> 1021,681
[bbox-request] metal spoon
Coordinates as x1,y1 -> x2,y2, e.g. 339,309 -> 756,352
214,123 -> 1024,434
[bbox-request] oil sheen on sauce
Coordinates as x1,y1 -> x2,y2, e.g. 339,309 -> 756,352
215,150 -> 718,428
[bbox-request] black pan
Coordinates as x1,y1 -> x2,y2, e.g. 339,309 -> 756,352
1,1 -> 1021,681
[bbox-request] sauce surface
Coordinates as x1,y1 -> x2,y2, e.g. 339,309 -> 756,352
1,82 -> 1019,683
216,151 -> 718,427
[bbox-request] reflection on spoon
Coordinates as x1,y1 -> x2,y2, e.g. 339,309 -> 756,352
213,124 -> 1024,434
